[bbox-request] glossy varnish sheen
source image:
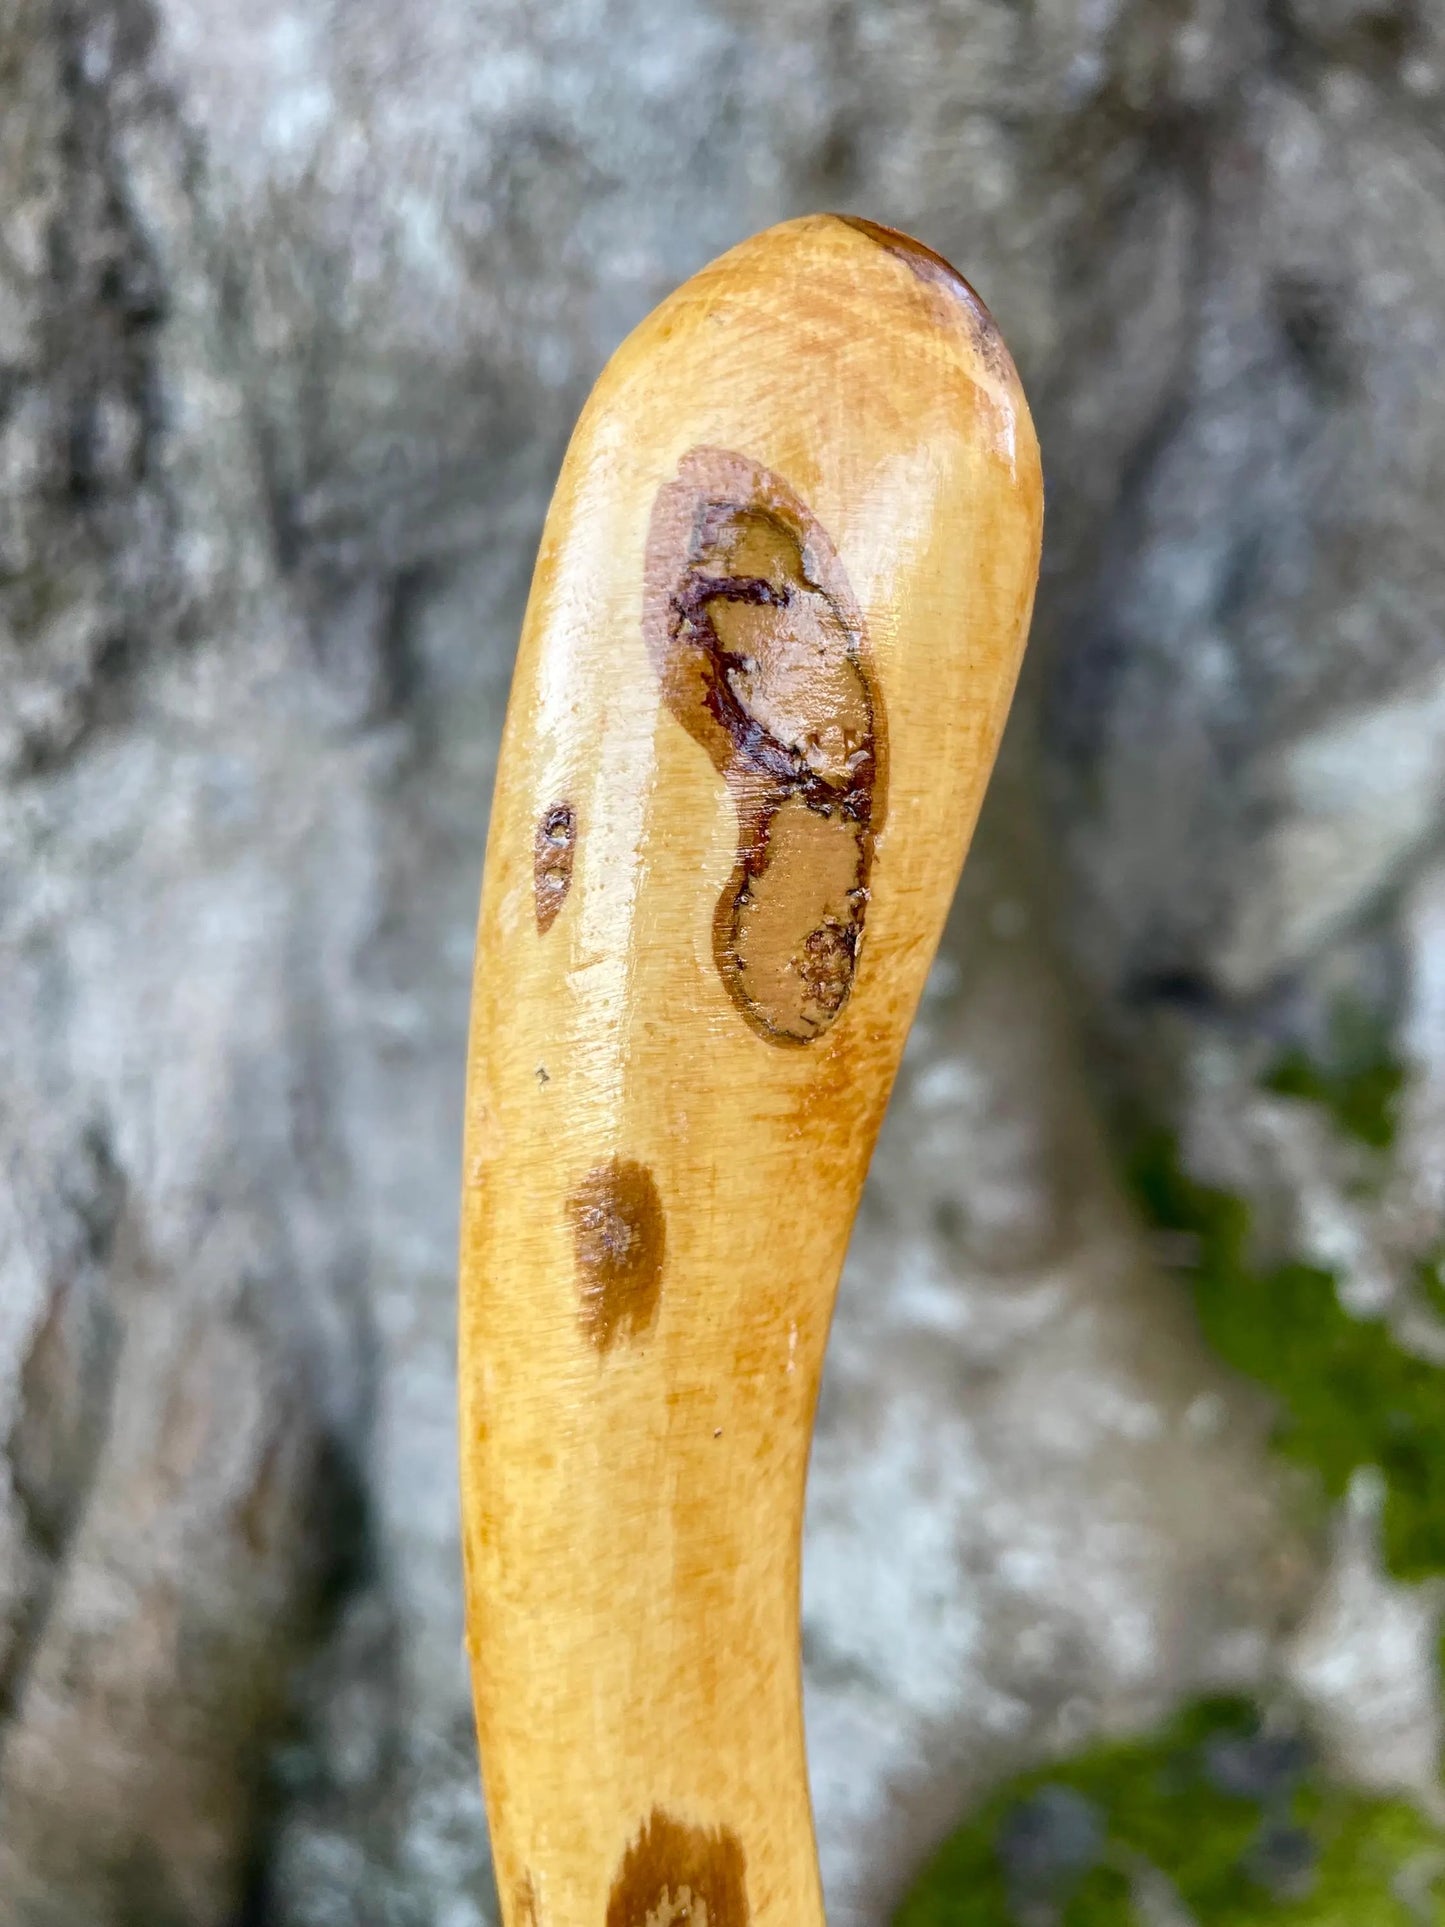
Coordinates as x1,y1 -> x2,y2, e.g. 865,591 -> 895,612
459,215 -> 1043,1927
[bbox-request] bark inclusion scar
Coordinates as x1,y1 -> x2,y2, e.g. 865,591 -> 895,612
643,448 -> 886,1045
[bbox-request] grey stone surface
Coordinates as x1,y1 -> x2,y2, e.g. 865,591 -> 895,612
1,0 -> 1442,1922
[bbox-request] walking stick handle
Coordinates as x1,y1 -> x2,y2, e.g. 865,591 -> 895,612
460,214 -> 1042,1927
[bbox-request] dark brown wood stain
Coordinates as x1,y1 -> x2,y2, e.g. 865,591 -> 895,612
606,1808 -> 749,1927
643,447 -> 886,1046
567,1157 -> 666,1352
534,801 -> 577,932
835,214 -> 1014,380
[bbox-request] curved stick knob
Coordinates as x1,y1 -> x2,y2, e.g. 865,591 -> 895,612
460,214 -> 1042,1927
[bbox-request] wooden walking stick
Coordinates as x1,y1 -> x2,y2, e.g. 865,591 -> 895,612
459,214 -> 1042,1927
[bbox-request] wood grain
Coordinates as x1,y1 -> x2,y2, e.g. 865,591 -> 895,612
459,213 -> 1042,1927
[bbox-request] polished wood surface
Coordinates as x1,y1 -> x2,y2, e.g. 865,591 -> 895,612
459,213 -> 1042,1927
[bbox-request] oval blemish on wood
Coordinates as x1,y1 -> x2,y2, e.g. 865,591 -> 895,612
643,447 -> 886,1046
534,801 -> 577,933
606,1808 -> 749,1927
567,1157 -> 665,1353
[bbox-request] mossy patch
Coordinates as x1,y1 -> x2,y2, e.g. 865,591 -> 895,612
1262,1051 -> 1403,1156
896,1698 -> 1445,1925
1129,1132 -> 1445,1583
1416,1247 -> 1445,1325
1261,1004 -> 1405,1154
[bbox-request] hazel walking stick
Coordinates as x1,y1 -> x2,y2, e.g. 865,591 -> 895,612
459,214 -> 1042,1927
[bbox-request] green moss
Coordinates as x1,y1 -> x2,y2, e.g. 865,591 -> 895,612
1417,1246 -> 1445,1325
1261,1007 -> 1405,1153
904,1011 -> 1444,1922
1129,1133 -> 1445,1582
896,1699 -> 1445,1925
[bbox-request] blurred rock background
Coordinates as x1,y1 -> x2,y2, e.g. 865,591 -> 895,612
2,0 -> 1444,1921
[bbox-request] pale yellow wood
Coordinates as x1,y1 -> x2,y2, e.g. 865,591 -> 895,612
459,214 -> 1042,1927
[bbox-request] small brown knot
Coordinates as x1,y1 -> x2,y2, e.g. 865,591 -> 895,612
534,801 -> 577,932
